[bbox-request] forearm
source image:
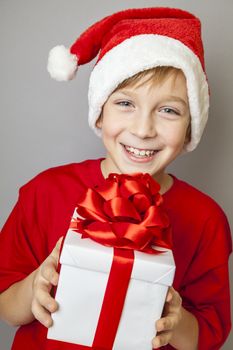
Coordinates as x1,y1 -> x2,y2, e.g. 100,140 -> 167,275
0,269 -> 38,326
169,306 -> 199,350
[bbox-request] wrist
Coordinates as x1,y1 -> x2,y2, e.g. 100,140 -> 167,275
169,306 -> 198,350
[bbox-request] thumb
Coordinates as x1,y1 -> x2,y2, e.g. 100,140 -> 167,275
51,236 -> 64,260
166,287 -> 174,303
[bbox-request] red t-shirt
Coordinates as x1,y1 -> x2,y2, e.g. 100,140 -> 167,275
0,158 -> 232,350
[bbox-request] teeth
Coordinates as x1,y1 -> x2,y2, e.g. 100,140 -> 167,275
125,145 -> 155,157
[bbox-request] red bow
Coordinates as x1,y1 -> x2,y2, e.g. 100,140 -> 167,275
71,173 -> 172,254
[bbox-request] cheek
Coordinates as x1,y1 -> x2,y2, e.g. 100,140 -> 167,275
101,107 -> 125,137
101,116 -> 125,141
163,124 -> 188,147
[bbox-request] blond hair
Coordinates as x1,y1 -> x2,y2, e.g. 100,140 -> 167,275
114,66 -> 181,91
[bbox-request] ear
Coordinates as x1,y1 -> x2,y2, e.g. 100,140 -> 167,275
95,114 -> 103,129
184,120 -> 191,144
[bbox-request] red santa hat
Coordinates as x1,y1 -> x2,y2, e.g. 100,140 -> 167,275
47,7 -> 209,152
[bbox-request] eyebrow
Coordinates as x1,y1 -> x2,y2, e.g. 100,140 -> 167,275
114,90 -> 188,107
163,95 -> 188,107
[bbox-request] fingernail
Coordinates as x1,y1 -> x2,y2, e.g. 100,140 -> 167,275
52,277 -> 58,285
152,338 -> 159,348
50,302 -> 58,312
48,303 -> 54,311
45,318 -> 52,328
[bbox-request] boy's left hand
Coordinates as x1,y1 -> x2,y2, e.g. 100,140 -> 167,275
152,287 -> 182,348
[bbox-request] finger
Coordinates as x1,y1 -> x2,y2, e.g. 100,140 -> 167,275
170,292 -> 182,309
40,257 -> 60,286
31,299 -> 53,328
152,331 -> 171,348
42,237 -> 64,285
166,287 -> 173,302
156,316 -> 174,332
166,292 -> 172,303
166,287 -> 182,308
50,237 -> 64,260
34,288 -> 58,314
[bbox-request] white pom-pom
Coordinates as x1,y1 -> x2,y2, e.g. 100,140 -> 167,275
47,45 -> 78,81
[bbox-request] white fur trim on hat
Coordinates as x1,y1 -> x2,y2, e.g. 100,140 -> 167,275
88,34 -> 209,152
47,45 -> 78,81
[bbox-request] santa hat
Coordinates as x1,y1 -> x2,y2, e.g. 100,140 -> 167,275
47,7 -> 209,152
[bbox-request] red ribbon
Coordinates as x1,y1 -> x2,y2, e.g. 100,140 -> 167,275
71,173 -> 172,254
92,248 -> 134,349
69,173 -> 172,349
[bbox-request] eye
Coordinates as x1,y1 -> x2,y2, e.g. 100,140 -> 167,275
116,100 -> 134,108
160,107 -> 179,115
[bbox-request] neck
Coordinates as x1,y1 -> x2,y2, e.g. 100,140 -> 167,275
154,173 -> 173,194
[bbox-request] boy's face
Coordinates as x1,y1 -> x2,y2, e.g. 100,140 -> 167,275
97,70 -> 190,182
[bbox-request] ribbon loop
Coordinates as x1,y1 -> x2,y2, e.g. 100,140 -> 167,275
71,173 -> 172,254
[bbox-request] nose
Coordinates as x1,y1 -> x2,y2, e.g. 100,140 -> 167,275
130,111 -> 157,139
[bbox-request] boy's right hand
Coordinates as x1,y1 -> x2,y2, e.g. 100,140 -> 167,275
31,237 -> 63,328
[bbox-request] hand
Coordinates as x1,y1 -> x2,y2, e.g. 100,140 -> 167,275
31,237 -> 63,328
152,287 -> 182,348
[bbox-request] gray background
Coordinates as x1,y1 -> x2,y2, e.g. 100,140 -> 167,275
0,0 -> 232,348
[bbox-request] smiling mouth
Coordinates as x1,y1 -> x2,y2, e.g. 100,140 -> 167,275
122,144 -> 157,158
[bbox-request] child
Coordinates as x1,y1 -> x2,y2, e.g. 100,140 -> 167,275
0,7 -> 232,350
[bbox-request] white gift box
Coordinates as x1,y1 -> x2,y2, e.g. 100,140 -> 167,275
48,211 -> 175,349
